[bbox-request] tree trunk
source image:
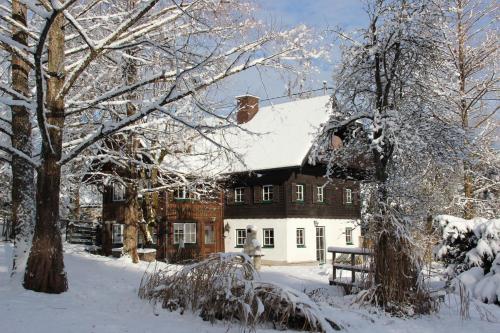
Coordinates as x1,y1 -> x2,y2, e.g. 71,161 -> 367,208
10,0 -> 35,279
123,183 -> 139,263
24,10 -> 68,293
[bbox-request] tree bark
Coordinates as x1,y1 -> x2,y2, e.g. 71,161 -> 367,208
10,0 -> 35,279
123,183 -> 139,263
24,10 -> 68,293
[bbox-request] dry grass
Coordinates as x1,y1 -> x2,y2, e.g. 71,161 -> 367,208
138,253 -> 340,332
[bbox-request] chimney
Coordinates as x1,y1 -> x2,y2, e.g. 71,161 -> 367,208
236,95 -> 259,124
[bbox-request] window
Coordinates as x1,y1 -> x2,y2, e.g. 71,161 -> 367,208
174,187 -> 199,201
112,224 -> 124,244
345,188 -> 353,204
263,228 -> 274,247
296,184 -> 304,201
296,228 -> 305,247
236,229 -> 247,247
173,223 -> 197,244
346,227 -> 353,245
204,225 -> 215,244
262,185 -> 273,202
112,182 -> 125,201
316,186 -> 324,203
235,187 -> 244,203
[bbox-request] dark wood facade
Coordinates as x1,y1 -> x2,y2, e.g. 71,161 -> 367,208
225,165 -> 361,219
102,187 -> 224,261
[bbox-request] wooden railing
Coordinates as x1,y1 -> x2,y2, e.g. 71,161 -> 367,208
327,246 -> 373,290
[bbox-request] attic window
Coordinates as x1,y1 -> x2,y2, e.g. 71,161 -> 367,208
112,182 -> 125,202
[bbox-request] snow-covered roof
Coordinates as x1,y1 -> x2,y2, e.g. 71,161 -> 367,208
225,95 -> 331,173
160,95 -> 331,177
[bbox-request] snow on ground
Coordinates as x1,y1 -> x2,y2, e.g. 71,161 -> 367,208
1,241 -> 500,333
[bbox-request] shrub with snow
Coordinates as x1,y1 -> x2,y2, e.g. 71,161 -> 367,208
138,253 -> 340,332
434,215 -> 499,276
434,215 -> 500,305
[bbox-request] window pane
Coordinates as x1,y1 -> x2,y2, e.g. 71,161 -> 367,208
236,229 -> 247,246
204,225 -> 215,244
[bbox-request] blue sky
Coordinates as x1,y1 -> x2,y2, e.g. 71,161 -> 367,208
223,1 -> 367,106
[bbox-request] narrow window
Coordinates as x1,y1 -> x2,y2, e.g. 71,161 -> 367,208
236,229 -> 247,247
316,186 -> 324,203
112,182 -> 125,201
184,223 -> 196,243
112,224 -> 124,244
204,225 -> 215,244
296,184 -> 304,201
173,223 -> 184,244
345,188 -> 352,204
296,228 -> 305,247
346,227 -> 353,245
263,228 -> 274,247
234,187 -> 244,203
262,185 -> 274,202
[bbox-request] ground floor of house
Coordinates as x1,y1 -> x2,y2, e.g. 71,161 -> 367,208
223,218 -> 361,265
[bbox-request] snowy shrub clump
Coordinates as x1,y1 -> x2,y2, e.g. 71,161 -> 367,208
139,253 -> 340,332
434,215 -> 500,305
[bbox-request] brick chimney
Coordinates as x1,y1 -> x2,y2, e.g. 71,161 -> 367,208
236,95 -> 259,124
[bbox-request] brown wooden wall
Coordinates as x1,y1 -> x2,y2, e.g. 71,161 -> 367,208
224,165 -> 361,219
102,187 -> 224,260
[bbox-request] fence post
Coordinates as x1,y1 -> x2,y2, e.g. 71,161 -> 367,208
332,252 -> 336,282
351,253 -> 355,284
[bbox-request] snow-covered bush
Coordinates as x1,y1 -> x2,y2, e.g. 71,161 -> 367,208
434,215 -> 500,276
434,215 -> 500,305
455,255 -> 500,305
139,253 -> 340,332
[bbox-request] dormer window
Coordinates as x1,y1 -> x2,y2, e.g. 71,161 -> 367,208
174,187 -> 188,200
262,185 -> 273,202
112,182 -> 125,201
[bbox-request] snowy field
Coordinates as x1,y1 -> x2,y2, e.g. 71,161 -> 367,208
1,242 -> 499,333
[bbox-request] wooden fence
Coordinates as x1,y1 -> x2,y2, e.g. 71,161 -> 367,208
327,246 -> 373,291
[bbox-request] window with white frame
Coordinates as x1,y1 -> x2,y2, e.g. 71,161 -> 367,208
345,227 -> 353,244
262,185 -> 273,202
173,223 -> 197,244
296,184 -> 304,201
236,229 -> 247,247
112,224 -> 124,244
234,187 -> 244,203
345,188 -> 353,204
112,182 -> 125,201
296,228 -> 305,247
263,228 -> 274,247
174,187 -> 188,200
316,186 -> 324,203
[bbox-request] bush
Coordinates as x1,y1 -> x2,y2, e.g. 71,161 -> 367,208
138,252 -> 340,332
434,215 -> 499,276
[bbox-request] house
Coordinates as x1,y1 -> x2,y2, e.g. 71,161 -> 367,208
222,95 -> 363,265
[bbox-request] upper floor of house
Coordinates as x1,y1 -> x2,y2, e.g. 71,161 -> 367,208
224,165 -> 361,219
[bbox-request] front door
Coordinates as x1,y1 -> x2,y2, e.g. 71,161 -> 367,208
316,226 -> 325,264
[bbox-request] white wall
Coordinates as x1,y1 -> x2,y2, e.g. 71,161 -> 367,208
224,219 -> 288,263
224,218 -> 361,264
